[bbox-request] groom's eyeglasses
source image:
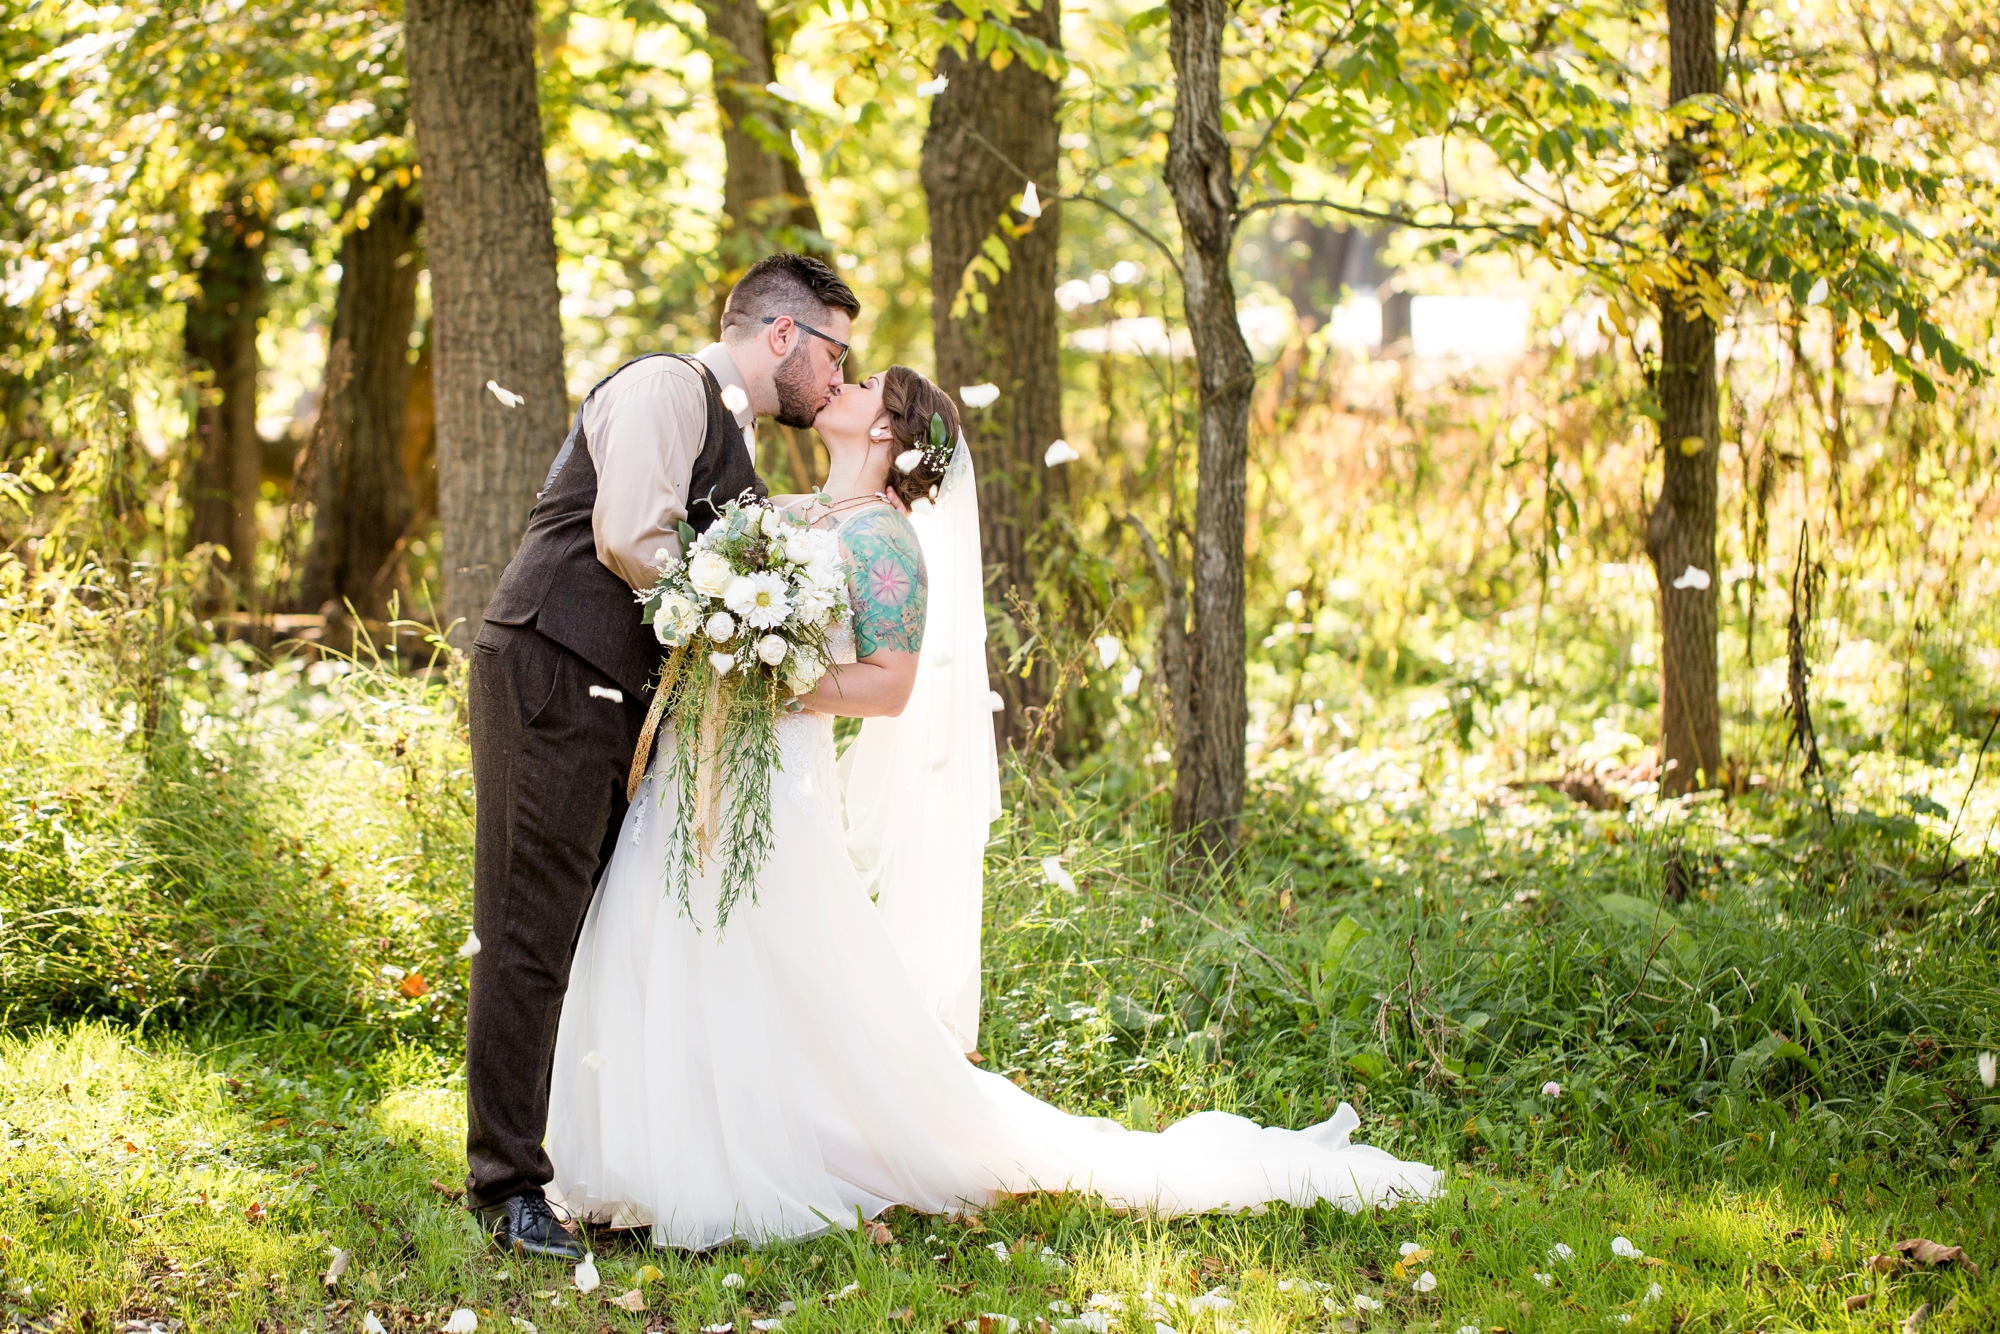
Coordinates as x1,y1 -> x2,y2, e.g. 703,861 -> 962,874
764,316 -> 849,372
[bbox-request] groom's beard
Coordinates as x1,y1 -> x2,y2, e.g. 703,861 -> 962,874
772,342 -> 825,429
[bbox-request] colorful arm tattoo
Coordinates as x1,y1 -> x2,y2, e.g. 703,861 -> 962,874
840,506 -> 928,657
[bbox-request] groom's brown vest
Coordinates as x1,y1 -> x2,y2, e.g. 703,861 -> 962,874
483,355 -> 765,698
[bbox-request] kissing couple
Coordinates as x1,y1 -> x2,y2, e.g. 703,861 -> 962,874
461,254 -> 1440,1256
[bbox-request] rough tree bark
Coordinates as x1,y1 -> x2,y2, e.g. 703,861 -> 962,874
1165,0 -> 1255,851
704,0 -> 823,266
1647,0 -> 1722,793
406,0 -> 569,645
299,183 -> 423,619
920,0 -> 1062,748
184,201 -> 267,586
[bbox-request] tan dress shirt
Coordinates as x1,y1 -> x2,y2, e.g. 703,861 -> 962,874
583,343 -> 757,592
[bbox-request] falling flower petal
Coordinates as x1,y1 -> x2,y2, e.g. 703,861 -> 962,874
1018,182 -> 1043,219
720,383 -> 750,415
916,75 -> 949,96
1671,565 -> 1712,591
987,690 -> 1005,713
764,81 -> 801,103
1044,439 -> 1080,467
511,1321 -> 537,1334
443,1310 -> 478,1334
1094,635 -> 1122,669
1980,1052 -> 1996,1089
959,383 -> 1000,409
457,930 -> 481,960
1807,276 -> 1829,306
1042,856 -> 1078,895
1644,1282 -> 1664,1303
1119,665 -> 1143,697
894,448 -> 924,474
580,1050 -> 606,1071
486,380 -> 524,409
709,651 -> 736,676
573,1253 -> 600,1294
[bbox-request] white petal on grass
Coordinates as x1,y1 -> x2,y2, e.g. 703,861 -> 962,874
1980,1051 -> 1996,1088
486,380 -> 524,409
580,1050 -> 606,1071
720,383 -> 750,415
1042,856 -> 1078,895
750,1321 -> 782,1332
722,1273 -> 746,1289
573,1253 -> 601,1293
1018,181 -> 1043,219
1093,635 -> 1122,669
959,383 -> 1000,409
833,1283 -> 860,1300
1044,439 -> 1080,466
324,1247 -> 351,1287
1459,1328 -> 1482,1334
1611,1236 -> 1643,1259
1351,1295 -> 1381,1312
443,1311 -> 478,1334
510,1320 -> 537,1334
364,1313 -> 388,1334
1644,1282 -> 1664,1303
1533,1272 -> 1555,1288
1671,564 -> 1712,591
457,930 -> 481,960
1807,276 -> 1829,306
916,75 -> 949,97
1399,1241 -> 1424,1257
1412,1271 -> 1437,1293
1547,1242 -> 1574,1262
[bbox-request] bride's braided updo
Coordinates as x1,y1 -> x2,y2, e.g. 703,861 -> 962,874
879,366 -> 961,506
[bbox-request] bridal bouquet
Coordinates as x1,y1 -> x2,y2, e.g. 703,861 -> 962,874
630,498 -> 847,927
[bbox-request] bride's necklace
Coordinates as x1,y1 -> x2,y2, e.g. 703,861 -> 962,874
808,489 -> 889,523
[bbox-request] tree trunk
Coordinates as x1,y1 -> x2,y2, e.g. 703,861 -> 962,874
184,202 -> 266,589
703,0 -> 824,277
920,1 -> 1063,749
1647,0 -> 1722,794
1165,0 -> 1254,852
299,184 -> 423,619
406,0 -> 569,646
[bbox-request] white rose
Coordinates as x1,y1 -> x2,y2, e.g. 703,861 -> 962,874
705,611 -> 737,642
755,634 -> 788,666
806,555 -> 844,591
785,648 -> 826,694
688,549 -> 734,597
783,534 -> 813,565
652,600 -> 683,645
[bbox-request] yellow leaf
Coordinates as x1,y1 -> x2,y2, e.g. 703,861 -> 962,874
1678,436 -> 1706,456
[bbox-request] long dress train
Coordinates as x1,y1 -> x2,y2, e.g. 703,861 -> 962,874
545,619 -> 1440,1250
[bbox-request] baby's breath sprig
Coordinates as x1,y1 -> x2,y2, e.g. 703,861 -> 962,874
892,412 -> 954,477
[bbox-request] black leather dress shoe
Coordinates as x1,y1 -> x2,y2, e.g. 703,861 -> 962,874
476,1192 -> 587,1261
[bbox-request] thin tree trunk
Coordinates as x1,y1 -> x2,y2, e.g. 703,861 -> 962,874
704,0 -> 824,279
1166,0 -> 1254,851
184,202 -> 266,591
1647,0 -> 1722,793
299,184 -> 423,619
406,0 -> 569,646
920,0 -> 1063,749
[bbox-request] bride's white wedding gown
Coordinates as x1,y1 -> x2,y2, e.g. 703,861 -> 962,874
546,617 -> 1440,1249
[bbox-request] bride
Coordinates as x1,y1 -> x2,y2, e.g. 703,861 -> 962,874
544,366 -> 1440,1250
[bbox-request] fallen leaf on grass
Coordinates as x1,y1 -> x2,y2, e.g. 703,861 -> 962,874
862,1219 -> 893,1245
1892,1239 -> 1979,1275
608,1290 -> 646,1313
1865,1253 -> 1904,1274
635,1266 -> 662,1284
1904,1301 -> 1932,1333
888,1308 -> 913,1323
400,973 -> 429,999
245,1202 -> 267,1223
1844,1293 -> 1870,1312
431,1179 -> 465,1202
325,1248 -> 351,1287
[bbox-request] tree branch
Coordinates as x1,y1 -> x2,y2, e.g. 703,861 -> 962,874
961,124 -> 1185,277
1232,31 -> 1339,195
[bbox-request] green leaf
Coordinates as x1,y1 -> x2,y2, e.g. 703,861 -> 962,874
1127,4 -> 1168,32
929,411 -> 947,450
678,520 -> 697,546
1321,914 -> 1367,973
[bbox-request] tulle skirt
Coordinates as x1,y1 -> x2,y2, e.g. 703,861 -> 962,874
545,714 -> 1440,1249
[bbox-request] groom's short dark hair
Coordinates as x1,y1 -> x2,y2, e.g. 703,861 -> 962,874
720,254 -> 860,341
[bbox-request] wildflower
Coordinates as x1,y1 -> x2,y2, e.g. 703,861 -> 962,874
1542,1081 -> 1562,1097
443,1311 -> 478,1333
573,1253 -> 600,1294
1611,1236 -> 1643,1259
1412,1271 -> 1437,1293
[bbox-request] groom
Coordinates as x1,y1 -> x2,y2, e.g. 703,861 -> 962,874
463,254 -> 860,1258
